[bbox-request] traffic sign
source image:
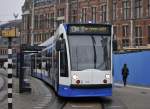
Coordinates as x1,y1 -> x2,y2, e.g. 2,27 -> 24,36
1,28 -> 17,38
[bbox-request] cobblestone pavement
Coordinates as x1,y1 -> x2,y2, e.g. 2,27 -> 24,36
103,84 -> 150,109
13,77 -> 53,109
0,69 -> 8,109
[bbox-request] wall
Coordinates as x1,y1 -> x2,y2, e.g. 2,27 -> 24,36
113,51 -> 150,86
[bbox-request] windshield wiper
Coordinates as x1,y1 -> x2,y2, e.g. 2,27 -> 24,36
90,36 -> 97,69
76,46 -> 79,71
101,37 -> 109,69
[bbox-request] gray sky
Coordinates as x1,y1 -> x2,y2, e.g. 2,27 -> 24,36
0,0 -> 25,22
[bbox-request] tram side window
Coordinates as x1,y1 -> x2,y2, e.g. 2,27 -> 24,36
31,55 -> 35,74
59,35 -> 68,77
37,54 -> 42,69
42,51 -> 47,71
46,50 -> 52,76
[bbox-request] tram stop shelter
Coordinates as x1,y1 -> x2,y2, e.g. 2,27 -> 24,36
17,44 -> 45,93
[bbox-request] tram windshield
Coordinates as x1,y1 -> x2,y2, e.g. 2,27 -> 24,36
68,35 -> 111,71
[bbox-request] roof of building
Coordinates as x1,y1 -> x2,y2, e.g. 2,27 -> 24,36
0,19 -> 21,29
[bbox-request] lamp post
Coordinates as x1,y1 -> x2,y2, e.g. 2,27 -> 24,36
13,13 -> 19,78
13,13 -> 18,41
31,0 -> 35,46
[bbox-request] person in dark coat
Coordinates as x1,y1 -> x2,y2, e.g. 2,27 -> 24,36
122,64 -> 129,86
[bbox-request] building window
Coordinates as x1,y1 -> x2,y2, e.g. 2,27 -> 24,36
50,13 -> 54,28
101,4 -> 107,22
148,0 -> 150,16
72,16 -> 77,23
34,15 -> 39,29
58,0 -> 65,4
57,8 -> 65,17
148,26 -> 150,44
81,8 -> 87,23
113,0 -> 117,21
123,0 -> 130,20
135,0 -> 142,19
45,14 -> 49,29
39,15 -> 44,29
91,7 -> 97,23
122,25 -> 129,47
71,10 -> 77,23
113,26 -> 117,40
135,27 -> 143,46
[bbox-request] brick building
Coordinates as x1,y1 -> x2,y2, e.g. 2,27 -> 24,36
111,0 -> 150,50
21,0 -> 32,44
21,0 -> 150,50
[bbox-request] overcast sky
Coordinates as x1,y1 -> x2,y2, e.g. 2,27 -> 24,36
0,0 -> 25,22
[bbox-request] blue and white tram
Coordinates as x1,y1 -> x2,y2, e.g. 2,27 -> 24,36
32,23 -> 112,97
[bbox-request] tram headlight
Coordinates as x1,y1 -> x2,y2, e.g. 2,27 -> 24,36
105,74 -> 110,79
72,75 -> 78,80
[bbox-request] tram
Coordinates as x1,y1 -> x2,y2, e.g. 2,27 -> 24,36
31,23 -> 113,97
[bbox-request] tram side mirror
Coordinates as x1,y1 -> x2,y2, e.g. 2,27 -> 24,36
56,39 -> 65,51
56,40 -> 61,51
113,40 -> 118,51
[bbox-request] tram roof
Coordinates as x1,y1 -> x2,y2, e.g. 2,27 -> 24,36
39,36 -> 55,47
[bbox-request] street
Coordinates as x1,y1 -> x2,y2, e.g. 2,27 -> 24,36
0,69 -> 150,109
0,0 -> 150,109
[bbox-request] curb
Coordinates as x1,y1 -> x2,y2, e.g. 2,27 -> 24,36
0,76 -> 4,91
114,83 -> 150,90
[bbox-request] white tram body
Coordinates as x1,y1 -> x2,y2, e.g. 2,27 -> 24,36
31,24 -> 112,97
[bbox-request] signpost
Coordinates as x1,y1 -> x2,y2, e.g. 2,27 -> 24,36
2,23 -> 18,109
7,37 -> 13,109
2,30 -> 16,109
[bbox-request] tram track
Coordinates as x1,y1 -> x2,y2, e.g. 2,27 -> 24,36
34,77 -> 113,109
42,82 -> 67,109
41,80 -> 105,109
45,89 -> 105,109
33,78 -> 128,109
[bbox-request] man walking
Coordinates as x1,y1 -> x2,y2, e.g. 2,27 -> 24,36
122,64 -> 129,86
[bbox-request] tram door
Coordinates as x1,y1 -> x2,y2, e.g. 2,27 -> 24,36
51,48 -> 59,91
57,35 -> 69,87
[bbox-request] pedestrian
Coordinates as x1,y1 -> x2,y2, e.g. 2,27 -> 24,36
122,64 -> 129,87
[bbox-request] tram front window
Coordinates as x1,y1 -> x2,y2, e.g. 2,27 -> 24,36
69,35 -> 111,71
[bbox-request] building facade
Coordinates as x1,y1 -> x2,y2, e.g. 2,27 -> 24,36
21,0 -> 32,44
21,0 -> 150,50
111,0 -> 150,50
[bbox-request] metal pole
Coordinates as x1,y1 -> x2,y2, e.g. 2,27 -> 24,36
8,37 -> 13,109
13,13 -> 18,77
19,49 -> 24,93
31,0 -> 35,46
77,0 -> 79,23
130,0 -> 134,47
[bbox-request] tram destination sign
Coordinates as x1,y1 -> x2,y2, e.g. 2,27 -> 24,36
67,24 -> 111,35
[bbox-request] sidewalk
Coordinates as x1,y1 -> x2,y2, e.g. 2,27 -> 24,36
0,76 -> 4,91
13,76 -> 52,109
114,83 -> 150,90
104,83 -> 150,109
